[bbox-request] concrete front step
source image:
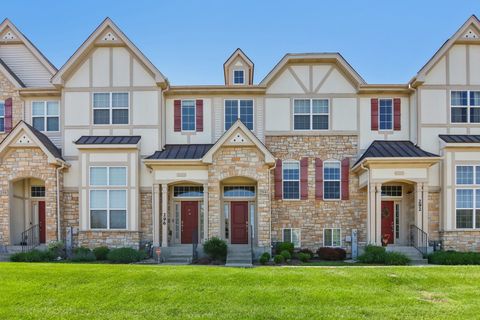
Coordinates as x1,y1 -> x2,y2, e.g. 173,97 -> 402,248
386,246 -> 428,265
226,245 -> 253,267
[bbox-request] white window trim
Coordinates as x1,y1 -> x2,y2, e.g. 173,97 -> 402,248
378,98 -> 393,131
31,101 -> 60,133
454,164 -> 480,229
89,166 -> 127,187
223,98 -> 255,131
323,160 -> 341,201
173,185 -> 204,199
181,100 -> 196,132
232,69 -> 245,85
30,186 -> 46,198
282,228 -> 301,248
323,228 -> 342,247
381,185 -> 403,198
282,160 -> 300,201
450,90 -> 480,124
0,100 -> 4,133
89,189 -> 128,230
293,98 -> 329,131
92,92 -> 129,125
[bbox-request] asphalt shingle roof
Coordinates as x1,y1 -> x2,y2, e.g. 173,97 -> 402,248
23,121 -> 63,160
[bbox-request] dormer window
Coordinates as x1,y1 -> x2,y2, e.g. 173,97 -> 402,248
233,70 -> 245,85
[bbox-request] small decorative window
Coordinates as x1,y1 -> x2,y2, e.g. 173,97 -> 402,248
223,186 -> 255,197
323,161 -> 341,200
93,92 -> 129,125
0,101 -> 4,132
282,161 -> 300,200
324,228 -> 341,247
181,100 -> 196,131
451,91 -> 480,123
283,228 -> 300,248
293,99 -> 329,130
381,186 -> 402,197
379,99 -> 393,130
32,101 -> 60,132
233,70 -> 245,84
224,99 -> 253,130
173,186 -> 204,198
31,186 -> 45,197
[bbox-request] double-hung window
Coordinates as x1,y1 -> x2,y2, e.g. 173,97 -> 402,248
233,70 -> 245,84
89,166 -> 127,230
283,228 -> 301,248
283,161 -> 300,200
224,99 -> 253,130
456,165 -> 480,229
451,91 -> 480,123
0,101 -> 4,132
32,101 -> 60,132
324,161 -> 341,200
293,99 -> 329,130
93,92 -> 129,125
324,228 -> 341,247
181,100 -> 196,131
379,98 -> 393,130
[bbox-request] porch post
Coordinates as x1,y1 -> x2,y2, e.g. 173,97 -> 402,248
203,183 -> 209,243
420,183 -> 429,233
375,183 -> 382,245
415,183 -> 424,230
368,182 -> 376,244
153,184 -> 160,247
161,184 -> 168,247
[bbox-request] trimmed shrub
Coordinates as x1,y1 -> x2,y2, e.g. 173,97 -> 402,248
298,252 -> 311,262
384,252 -> 410,265
93,246 -> 110,261
71,247 -> 96,262
107,247 -> 146,263
317,247 -> 347,261
298,248 -> 314,259
276,242 -> 294,255
203,237 -> 228,261
428,251 -> 480,265
357,245 -> 386,264
273,254 -> 285,264
280,250 -> 291,260
48,241 -> 66,259
259,252 -> 271,265
10,250 -> 52,262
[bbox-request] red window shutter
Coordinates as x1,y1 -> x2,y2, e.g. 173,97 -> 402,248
300,157 -> 308,200
315,158 -> 323,200
393,98 -> 401,131
174,100 -> 181,132
341,158 -> 350,200
4,97 -> 12,133
196,99 -> 203,132
274,159 -> 283,200
371,98 -> 378,131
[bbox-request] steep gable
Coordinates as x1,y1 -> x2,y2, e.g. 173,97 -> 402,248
223,48 -> 254,85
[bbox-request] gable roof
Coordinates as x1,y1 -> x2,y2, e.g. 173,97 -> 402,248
146,144 -> 214,160
51,17 -> 168,87
0,57 -> 25,87
223,48 -> 254,84
411,15 -> 480,86
260,52 -> 366,88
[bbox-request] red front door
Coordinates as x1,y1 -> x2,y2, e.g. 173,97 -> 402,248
38,201 -> 46,244
181,201 -> 198,244
381,201 -> 394,245
231,201 -> 248,244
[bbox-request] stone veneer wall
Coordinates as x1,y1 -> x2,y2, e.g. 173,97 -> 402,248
77,231 -> 141,249
266,135 -> 367,253
61,191 -> 79,244
428,192 -> 440,242
0,148 -> 60,244
208,146 -> 271,247
0,71 -> 23,141
441,231 -> 480,251
140,191 -> 153,243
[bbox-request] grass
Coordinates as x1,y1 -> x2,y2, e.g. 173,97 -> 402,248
1,263 -> 480,319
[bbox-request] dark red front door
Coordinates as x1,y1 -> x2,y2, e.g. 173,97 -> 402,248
181,201 -> 198,244
381,201 -> 394,245
38,201 -> 46,244
231,201 -> 248,244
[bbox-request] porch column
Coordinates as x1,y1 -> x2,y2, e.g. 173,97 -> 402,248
368,182 -> 376,244
415,182 -> 428,232
161,184 -> 168,247
375,183 -> 382,245
152,184 -> 160,247
203,183 -> 209,243
422,184 -> 429,234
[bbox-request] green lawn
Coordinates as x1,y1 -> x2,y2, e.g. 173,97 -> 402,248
1,263 -> 479,319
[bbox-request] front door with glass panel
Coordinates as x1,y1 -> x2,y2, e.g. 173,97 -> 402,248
381,201 -> 394,245
181,201 -> 198,244
231,201 -> 248,244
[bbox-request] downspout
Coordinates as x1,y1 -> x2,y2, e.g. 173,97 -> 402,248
56,161 -> 66,242
268,161 -> 276,254
360,162 -> 371,244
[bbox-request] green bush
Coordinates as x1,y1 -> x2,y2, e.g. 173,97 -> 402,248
48,241 -> 65,259
71,247 -> 96,262
428,251 -> 480,265
280,250 -> 291,260
298,248 -> 314,259
93,246 -> 110,261
273,254 -> 285,264
203,237 -> 228,261
384,252 -> 410,265
317,247 -> 347,261
298,252 -> 311,262
10,250 -> 52,262
276,242 -> 294,255
357,245 -> 387,264
259,252 -> 271,265
107,247 -> 146,263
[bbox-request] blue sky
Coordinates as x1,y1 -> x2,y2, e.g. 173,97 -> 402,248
4,1 -> 480,85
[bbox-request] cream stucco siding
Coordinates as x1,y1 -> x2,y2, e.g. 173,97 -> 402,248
112,47 -> 130,86
331,98 -> 357,131
420,90 -> 447,124
264,98 -> 290,131
64,92 -> 90,126
448,45 -> 467,85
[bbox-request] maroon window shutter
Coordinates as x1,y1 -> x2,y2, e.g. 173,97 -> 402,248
4,97 -> 12,133
300,157 -> 308,200
393,98 -> 401,131
174,100 -> 181,132
196,99 -> 203,132
274,159 -> 283,200
341,158 -> 350,200
371,98 -> 378,131
315,158 -> 323,200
